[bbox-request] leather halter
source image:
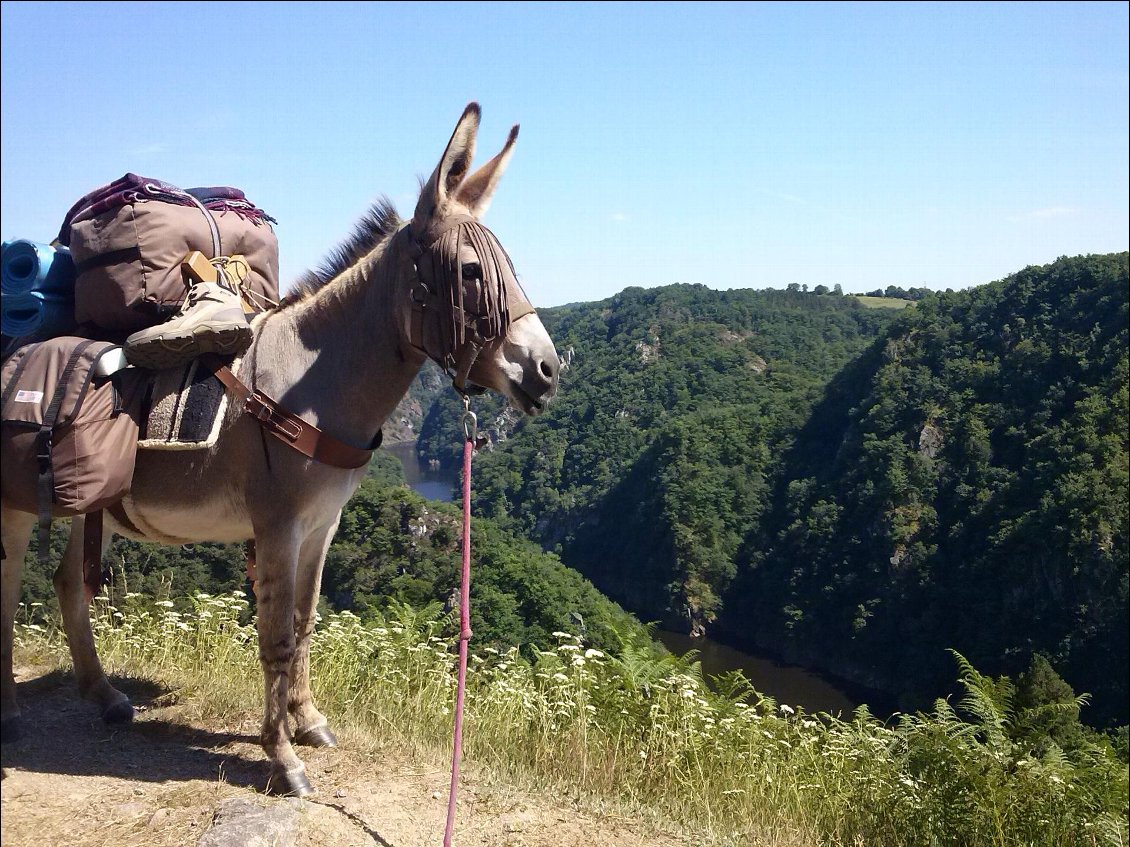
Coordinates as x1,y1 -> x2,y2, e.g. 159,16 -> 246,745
401,215 -> 535,391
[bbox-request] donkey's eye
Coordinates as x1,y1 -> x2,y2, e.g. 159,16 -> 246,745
461,263 -> 481,281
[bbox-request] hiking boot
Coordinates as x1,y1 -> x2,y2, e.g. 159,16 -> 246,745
123,271 -> 252,370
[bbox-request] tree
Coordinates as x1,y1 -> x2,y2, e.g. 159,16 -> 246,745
814,284 -> 830,296
1014,654 -> 1088,753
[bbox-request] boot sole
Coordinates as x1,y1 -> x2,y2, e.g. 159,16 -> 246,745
123,323 -> 253,371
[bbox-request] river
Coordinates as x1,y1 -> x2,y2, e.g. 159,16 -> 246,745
654,629 -> 857,715
384,440 -> 456,502
385,440 -> 861,716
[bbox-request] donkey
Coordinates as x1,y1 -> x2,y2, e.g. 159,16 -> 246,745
0,104 -> 559,796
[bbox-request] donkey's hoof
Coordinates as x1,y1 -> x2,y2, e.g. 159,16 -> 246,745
0,717 -> 21,744
269,767 -> 314,798
101,700 -> 135,725
295,725 -> 338,748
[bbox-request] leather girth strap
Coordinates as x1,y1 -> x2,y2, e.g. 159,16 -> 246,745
199,354 -> 379,469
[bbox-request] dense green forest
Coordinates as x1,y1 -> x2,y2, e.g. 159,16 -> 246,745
730,253 -> 1129,726
419,285 -> 895,633
418,257 -> 1129,727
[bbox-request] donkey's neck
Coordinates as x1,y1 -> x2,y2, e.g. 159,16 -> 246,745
250,230 -> 426,450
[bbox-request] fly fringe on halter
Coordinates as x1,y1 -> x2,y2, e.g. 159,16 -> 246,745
410,215 -> 536,387
425,221 -> 512,347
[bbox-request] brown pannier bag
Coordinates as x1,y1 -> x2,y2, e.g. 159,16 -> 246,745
1,337 -> 139,534
58,175 -> 279,333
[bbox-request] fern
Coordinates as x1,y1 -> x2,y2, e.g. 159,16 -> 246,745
951,648 -> 1015,756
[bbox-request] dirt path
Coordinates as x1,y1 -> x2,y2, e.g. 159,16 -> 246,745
1,665 -> 698,847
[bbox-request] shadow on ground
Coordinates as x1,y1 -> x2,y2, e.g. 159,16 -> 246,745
1,667 -> 265,790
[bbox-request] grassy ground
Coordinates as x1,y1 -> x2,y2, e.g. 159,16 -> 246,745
7,593 -> 1128,847
2,661 -> 693,847
851,296 -> 914,309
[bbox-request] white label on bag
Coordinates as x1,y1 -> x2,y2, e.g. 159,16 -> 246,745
14,390 -> 44,404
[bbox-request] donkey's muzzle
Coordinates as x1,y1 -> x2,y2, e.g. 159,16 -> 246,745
515,348 -> 558,414
534,351 -> 559,395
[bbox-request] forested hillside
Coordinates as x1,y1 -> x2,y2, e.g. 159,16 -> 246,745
418,257 -> 1128,726
729,253 -> 1129,725
420,285 -> 895,633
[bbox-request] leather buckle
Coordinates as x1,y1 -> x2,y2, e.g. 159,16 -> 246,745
247,391 -> 302,442
246,392 -> 274,423
273,417 -> 303,442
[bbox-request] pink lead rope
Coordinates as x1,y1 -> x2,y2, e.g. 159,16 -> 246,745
444,402 -> 477,847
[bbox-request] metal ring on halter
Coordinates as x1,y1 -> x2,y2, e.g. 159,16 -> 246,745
460,396 -> 478,443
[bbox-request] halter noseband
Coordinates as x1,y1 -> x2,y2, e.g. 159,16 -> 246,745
402,214 -> 535,392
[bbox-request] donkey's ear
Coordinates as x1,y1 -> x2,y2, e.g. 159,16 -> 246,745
414,103 -> 481,228
455,124 -> 519,218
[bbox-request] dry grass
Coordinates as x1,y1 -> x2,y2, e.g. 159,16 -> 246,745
852,296 -> 914,309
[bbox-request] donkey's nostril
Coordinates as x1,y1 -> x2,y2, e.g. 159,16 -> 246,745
539,359 -> 556,382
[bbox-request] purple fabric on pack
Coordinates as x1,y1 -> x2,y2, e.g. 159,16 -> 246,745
58,174 -> 276,246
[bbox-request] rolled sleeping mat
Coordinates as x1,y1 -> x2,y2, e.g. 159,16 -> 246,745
0,290 -> 76,339
1,239 -> 76,297
1,291 -> 44,336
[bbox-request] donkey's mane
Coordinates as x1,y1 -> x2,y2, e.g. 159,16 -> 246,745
279,197 -> 403,309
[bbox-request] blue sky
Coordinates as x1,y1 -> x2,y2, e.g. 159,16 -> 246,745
2,1 -> 1126,307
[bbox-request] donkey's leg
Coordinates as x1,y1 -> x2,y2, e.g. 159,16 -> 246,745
290,519 -> 339,748
253,528 -> 312,796
54,515 -> 133,724
1,505 -> 36,742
